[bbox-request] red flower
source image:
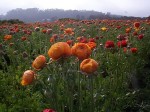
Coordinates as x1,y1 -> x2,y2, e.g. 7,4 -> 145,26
130,47 -> 137,53
134,22 -> 140,28
21,36 -> 27,41
116,25 -> 121,29
42,29 -> 47,34
43,109 -> 56,112
105,40 -> 115,48
117,40 -> 127,48
133,32 -> 138,36
138,34 -> 144,40
66,40 -> 74,46
88,38 -> 95,42
123,47 -> 127,53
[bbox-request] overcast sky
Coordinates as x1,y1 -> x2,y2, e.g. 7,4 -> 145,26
0,0 -> 150,17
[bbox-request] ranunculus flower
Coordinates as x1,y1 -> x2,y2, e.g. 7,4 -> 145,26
64,28 -> 74,35
43,108 -> 56,112
46,29 -> 52,34
32,55 -> 46,70
66,40 -> 74,46
105,40 -> 115,48
134,22 -> 140,28
117,35 -> 126,41
4,35 -> 12,41
117,40 -> 127,48
21,70 -> 35,86
125,28 -> 131,33
101,27 -> 107,31
130,47 -> 138,53
80,58 -> 99,74
21,36 -> 27,41
88,38 -> 95,42
86,42 -> 97,50
48,42 -> 71,60
138,34 -> 144,40
71,43 -> 91,60
42,29 -> 47,34
34,27 -> 40,32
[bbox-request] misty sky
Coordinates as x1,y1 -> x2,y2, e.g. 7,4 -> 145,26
0,0 -> 150,17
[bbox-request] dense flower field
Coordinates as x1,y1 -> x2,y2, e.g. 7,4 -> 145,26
0,19 -> 150,112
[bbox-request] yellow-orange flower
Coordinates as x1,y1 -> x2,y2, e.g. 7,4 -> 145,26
48,42 -> 71,60
80,58 -> 98,74
32,55 -> 46,70
21,70 -> 35,86
101,27 -> 107,31
4,35 -> 12,41
86,42 -> 97,50
71,43 -> 91,60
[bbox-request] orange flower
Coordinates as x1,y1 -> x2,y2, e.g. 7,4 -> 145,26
4,35 -> 12,41
64,28 -> 74,35
80,58 -> 98,74
50,37 -> 55,43
21,70 -> 35,86
48,42 -> 71,60
71,43 -> 91,60
126,28 -> 131,33
42,29 -> 47,34
86,42 -> 97,50
32,55 -> 46,70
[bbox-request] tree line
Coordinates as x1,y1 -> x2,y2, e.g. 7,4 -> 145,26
0,8 -> 146,23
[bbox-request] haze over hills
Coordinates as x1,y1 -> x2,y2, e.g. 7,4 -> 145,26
0,8 -> 148,23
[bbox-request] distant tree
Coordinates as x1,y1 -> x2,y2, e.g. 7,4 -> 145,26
0,8 -> 145,22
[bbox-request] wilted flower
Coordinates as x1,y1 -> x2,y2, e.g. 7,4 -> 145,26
46,29 -> 52,34
117,35 -> 126,41
80,58 -> 99,74
34,27 -> 40,32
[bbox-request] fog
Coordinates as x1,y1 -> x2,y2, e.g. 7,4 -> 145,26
0,0 -> 150,17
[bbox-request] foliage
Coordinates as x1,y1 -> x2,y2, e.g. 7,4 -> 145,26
0,19 -> 150,112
